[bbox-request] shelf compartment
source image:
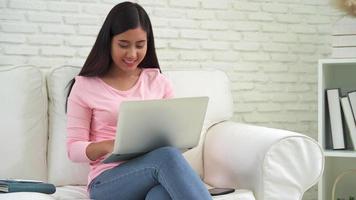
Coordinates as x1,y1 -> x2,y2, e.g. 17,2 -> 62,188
318,59 -> 356,200
319,157 -> 356,200
318,59 -> 356,151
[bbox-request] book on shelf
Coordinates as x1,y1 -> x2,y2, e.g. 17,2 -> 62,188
326,88 -> 346,149
348,91 -> 356,123
0,179 -> 56,194
340,97 -> 356,149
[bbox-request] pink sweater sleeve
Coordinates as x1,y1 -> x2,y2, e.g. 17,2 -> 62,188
66,77 -> 92,163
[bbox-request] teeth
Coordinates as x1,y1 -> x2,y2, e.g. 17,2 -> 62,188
124,59 -> 135,64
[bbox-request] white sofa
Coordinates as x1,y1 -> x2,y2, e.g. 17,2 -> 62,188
0,65 -> 324,200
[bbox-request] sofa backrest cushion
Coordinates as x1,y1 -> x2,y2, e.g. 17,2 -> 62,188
164,70 -> 233,130
0,65 -> 48,181
46,66 -> 89,186
164,70 -> 233,178
47,66 -> 233,185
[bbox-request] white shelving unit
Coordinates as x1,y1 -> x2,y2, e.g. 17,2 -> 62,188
318,59 -> 356,200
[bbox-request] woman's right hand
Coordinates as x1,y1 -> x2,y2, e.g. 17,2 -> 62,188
86,140 -> 114,161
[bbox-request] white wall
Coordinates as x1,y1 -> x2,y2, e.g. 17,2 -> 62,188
0,0 -> 343,199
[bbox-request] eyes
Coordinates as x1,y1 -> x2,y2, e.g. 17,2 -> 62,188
118,41 -> 146,49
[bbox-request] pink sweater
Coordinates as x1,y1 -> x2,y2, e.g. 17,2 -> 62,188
66,68 -> 174,186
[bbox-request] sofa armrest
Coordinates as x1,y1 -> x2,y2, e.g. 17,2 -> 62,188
203,121 -> 324,200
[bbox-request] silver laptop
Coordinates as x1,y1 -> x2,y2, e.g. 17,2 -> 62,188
102,96 -> 209,163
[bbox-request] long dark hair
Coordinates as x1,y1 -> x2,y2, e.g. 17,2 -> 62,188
66,2 -> 159,110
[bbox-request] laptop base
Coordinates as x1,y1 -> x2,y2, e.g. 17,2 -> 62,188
102,152 -> 145,164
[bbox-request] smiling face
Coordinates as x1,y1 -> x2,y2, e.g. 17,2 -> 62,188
110,27 -> 147,75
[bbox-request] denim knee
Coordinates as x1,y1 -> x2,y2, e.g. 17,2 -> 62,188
150,146 -> 182,163
145,185 -> 171,200
154,146 -> 180,155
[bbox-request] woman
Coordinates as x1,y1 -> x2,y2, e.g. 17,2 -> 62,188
66,2 -> 212,200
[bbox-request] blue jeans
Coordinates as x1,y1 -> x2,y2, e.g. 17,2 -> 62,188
89,146 -> 212,200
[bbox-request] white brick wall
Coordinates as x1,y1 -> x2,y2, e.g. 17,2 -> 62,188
0,0 -> 344,199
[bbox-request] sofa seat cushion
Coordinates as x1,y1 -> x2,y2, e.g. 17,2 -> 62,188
51,186 -> 88,200
0,188 -> 255,200
49,186 -> 255,200
0,192 -> 55,200
213,189 -> 255,200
